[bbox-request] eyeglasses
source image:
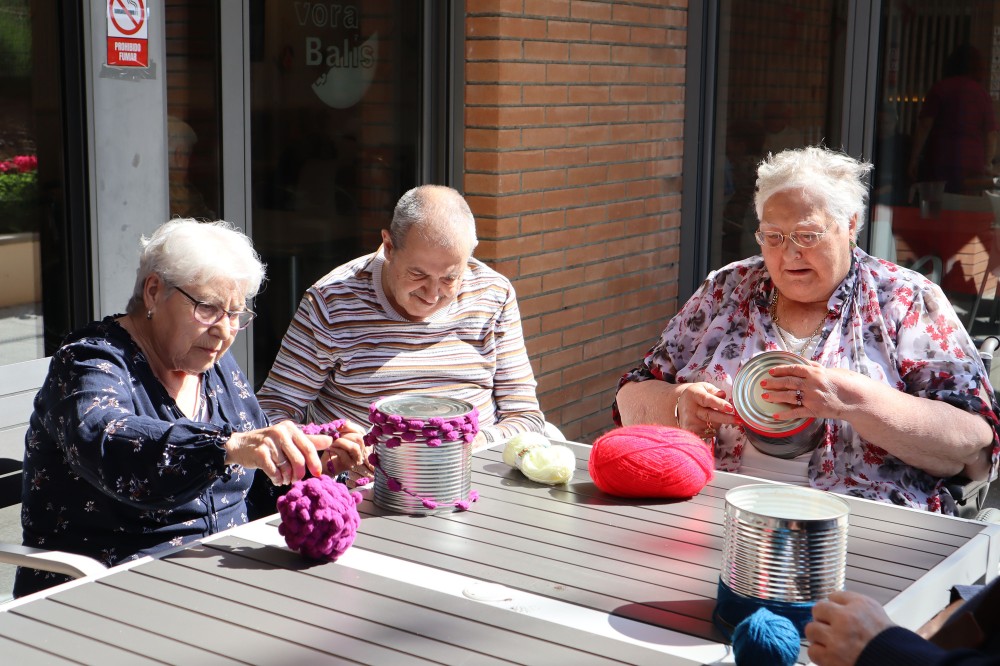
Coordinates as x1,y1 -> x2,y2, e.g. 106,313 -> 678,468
172,285 -> 256,330
754,221 -> 834,249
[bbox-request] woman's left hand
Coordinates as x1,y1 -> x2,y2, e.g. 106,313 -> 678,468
760,361 -> 858,421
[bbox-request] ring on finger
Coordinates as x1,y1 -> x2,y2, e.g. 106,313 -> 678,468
795,389 -> 803,407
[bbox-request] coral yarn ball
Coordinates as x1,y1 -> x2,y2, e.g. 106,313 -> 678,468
277,476 -> 362,561
588,425 -> 714,498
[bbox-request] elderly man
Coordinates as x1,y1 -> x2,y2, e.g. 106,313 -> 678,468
258,184 -> 544,454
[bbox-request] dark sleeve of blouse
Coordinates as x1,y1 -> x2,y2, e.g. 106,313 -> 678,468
35,336 -> 233,509
857,627 -> 998,666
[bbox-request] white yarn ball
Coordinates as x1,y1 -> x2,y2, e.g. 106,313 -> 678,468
520,444 -> 576,485
503,431 -> 550,467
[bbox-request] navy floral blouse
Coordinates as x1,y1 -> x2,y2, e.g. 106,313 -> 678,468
15,316 -> 266,597
614,248 -> 1000,514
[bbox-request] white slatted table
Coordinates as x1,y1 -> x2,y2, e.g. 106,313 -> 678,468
0,442 -> 996,665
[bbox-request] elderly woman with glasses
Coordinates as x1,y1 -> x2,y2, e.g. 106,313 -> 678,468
14,218 -> 365,598
615,146 -> 998,513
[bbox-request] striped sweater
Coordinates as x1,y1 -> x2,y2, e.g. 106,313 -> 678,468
258,248 -> 544,443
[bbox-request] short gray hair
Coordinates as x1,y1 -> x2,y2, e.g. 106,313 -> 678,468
754,146 -> 873,233
126,218 -> 265,314
389,185 -> 479,253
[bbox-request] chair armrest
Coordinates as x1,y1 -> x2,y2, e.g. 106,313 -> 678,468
0,543 -> 108,579
944,475 -> 991,504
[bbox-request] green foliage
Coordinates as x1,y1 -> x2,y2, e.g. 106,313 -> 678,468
0,168 -> 38,234
0,0 -> 31,78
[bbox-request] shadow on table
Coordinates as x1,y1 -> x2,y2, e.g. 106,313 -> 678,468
179,540 -> 330,573
611,600 -> 728,644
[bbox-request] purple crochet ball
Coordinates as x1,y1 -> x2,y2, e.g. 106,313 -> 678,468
428,417 -> 445,427
386,437 -> 402,448
407,419 -> 425,431
401,431 -> 418,442
427,438 -> 443,447
276,476 -> 362,561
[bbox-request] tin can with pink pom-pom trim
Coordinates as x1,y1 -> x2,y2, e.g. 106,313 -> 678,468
367,395 -> 478,515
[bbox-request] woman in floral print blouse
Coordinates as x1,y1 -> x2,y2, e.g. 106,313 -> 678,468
14,219 -> 364,598
615,146 -> 999,514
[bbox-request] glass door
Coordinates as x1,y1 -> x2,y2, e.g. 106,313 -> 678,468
0,1 -> 86,363
709,0 -> 849,270
871,0 -> 1000,336
247,1 -> 425,382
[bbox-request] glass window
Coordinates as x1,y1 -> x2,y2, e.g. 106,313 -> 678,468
165,2 -> 221,221
249,1 -> 421,382
0,1 -> 80,362
709,1 -> 848,269
871,0 -> 1000,336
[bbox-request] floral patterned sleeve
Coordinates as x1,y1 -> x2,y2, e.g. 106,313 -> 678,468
33,337 -> 233,509
612,272 -> 727,425
892,282 -> 1000,479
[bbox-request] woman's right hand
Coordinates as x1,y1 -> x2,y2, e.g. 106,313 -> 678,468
674,382 -> 737,437
224,421 -> 360,486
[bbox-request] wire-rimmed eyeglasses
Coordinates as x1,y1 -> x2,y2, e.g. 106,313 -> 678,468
172,285 -> 256,330
754,221 -> 834,249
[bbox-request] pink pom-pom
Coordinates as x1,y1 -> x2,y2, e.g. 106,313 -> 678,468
427,438 -> 442,447
588,425 -> 714,498
421,498 -> 439,509
401,431 -> 418,442
354,477 -> 370,487
428,417 -> 444,427
276,476 -> 362,561
368,452 -> 380,466
387,477 -> 402,492
386,437 -> 402,448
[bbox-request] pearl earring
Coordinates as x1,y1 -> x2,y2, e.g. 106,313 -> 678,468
146,310 -> 153,320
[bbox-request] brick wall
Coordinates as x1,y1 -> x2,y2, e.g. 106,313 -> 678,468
463,0 -> 688,443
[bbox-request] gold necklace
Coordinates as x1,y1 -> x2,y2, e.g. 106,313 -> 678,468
770,290 -> 825,356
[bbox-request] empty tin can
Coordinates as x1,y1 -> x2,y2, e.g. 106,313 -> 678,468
713,484 -> 850,636
732,350 -> 825,458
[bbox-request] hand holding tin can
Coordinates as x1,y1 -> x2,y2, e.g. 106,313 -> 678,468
732,351 -> 826,458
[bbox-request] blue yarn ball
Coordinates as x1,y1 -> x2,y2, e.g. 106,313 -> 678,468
732,607 -> 800,666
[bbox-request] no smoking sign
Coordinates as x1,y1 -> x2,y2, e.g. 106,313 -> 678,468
107,0 -> 148,67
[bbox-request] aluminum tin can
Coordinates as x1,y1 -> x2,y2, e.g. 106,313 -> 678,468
732,350 -> 825,458
713,484 -> 849,636
370,395 -> 476,515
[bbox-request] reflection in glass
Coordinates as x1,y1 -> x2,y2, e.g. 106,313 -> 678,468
165,3 -> 221,222
0,1 -> 72,363
873,1 -> 1000,335
710,1 -> 845,269
249,1 -> 420,383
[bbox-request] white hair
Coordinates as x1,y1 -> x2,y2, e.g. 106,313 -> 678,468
389,184 -> 478,253
126,218 -> 265,313
754,146 -> 873,233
